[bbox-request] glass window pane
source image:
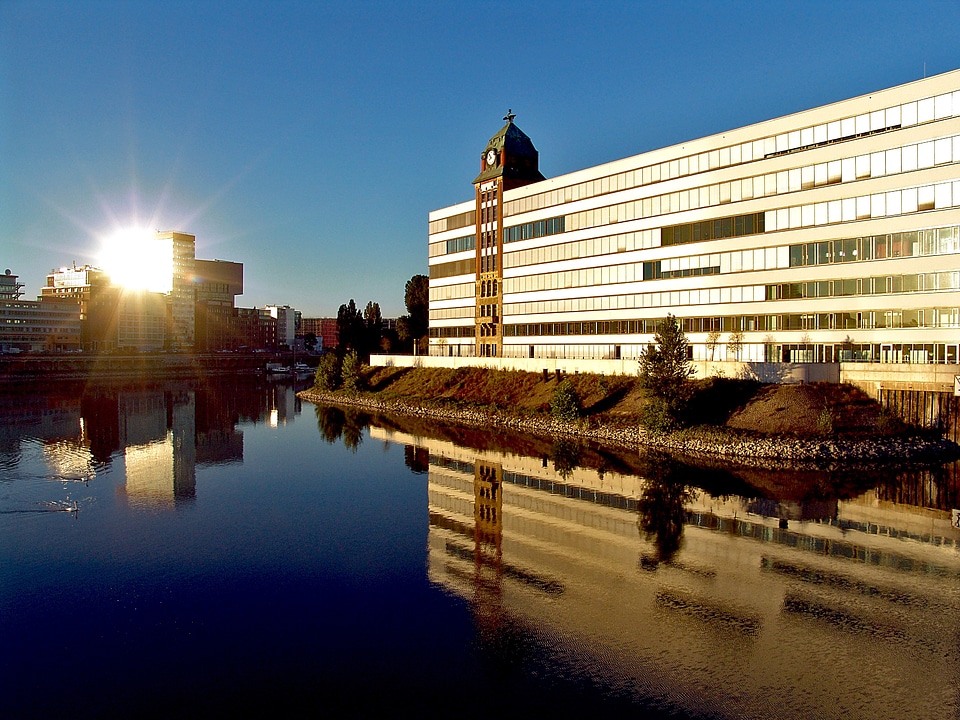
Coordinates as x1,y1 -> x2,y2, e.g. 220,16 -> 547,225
918,97 -> 935,123
901,101 -> 918,126
814,124 -> 827,144
885,105 -> 901,127
886,147 -> 901,174
935,93 -> 952,120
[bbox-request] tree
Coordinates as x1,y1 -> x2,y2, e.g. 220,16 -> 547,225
313,351 -> 342,391
364,301 -> 382,357
336,299 -> 365,354
638,314 -> 695,430
398,274 -> 429,353
727,326 -> 744,361
341,349 -> 365,393
706,328 -> 721,361
304,332 -> 318,352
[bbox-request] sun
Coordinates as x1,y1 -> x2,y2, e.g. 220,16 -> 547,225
98,228 -> 174,293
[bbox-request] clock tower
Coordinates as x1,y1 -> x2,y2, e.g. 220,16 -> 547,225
472,110 -> 545,358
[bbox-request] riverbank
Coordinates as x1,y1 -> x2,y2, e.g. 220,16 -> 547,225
297,366 -> 960,469
0,352 -> 313,382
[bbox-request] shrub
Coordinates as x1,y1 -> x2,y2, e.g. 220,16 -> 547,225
341,350 -> 365,393
640,396 -> 677,435
314,352 -> 342,391
550,379 -> 582,422
816,407 -> 835,436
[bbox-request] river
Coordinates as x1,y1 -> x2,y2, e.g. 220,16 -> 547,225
2,375 -> 958,718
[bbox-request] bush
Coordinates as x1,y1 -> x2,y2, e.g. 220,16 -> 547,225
314,352 -> 342,391
816,408 -> 835,436
341,350 -> 365,393
550,379 -> 582,422
640,396 -> 677,435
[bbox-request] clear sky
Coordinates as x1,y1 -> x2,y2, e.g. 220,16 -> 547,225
2,1 -> 959,317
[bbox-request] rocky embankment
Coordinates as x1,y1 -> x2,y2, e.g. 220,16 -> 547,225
297,388 -> 959,469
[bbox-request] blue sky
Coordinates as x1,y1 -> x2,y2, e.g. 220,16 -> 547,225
2,1 -> 960,316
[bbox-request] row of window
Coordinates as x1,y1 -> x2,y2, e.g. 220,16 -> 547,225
433,269 -> 958,318
789,225 -> 960,267
503,229 -> 660,270
497,90 -> 960,220
768,270 -> 959,301
662,212 -> 765,246
429,282 -> 474,303
504,216 -> 565,243
765,180 -> 960,232
500,306 -> 960,338
429,306 -> 475,321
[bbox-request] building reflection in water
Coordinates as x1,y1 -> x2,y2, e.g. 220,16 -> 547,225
370,424 -> 960,720
0,377 -> 302,509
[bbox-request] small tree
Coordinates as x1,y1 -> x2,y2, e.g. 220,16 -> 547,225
727,324 -> 744,361
314,351 -> 342,391
550,379 -> 582,423
639,314 -> 694,430
706,328 -> 721,361
340,349 -> 365,393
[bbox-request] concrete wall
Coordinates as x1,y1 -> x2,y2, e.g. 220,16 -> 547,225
371,354 -> 840,383
840,362 -> 960,394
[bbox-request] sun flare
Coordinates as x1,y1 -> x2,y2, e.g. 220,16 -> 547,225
99,229 -> 173,293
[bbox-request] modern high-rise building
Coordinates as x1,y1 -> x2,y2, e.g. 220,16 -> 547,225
194,259 -> 244,352
158,231 -> 196,349
428,70 -> 960,366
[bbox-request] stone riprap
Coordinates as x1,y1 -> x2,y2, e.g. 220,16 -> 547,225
297,389 -> 958,470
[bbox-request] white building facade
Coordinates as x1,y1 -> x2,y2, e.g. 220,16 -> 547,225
428,70 -> 960,366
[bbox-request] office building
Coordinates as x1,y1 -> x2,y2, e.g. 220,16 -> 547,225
265,305 -> 297,348
428,71 -> 960,365
0,270 -> 24,301
0,295 -> 81,352
158,231 -> 196,349
194,259 -> 244,352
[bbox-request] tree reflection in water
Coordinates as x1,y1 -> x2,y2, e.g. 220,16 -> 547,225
313,405 -> 370,452
637,452 -> 693,568
550,438 -> 582,481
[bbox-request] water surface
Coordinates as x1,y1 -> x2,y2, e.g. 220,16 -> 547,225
2,376 -> 958,718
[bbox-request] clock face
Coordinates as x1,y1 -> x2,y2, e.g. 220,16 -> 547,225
486,149 -> 497,167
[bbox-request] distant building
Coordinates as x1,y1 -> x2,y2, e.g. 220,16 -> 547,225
237,307 -> 277,350
193,259 -> 244,352
43,264 -> 111,351
301,317 -> 338,352
0,295 -> 81,353
265,305 -> 297,348
0,270 -> 24,301
158,231 -> 196,349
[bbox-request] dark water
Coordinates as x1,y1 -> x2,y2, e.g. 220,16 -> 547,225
2,376 -> 959,719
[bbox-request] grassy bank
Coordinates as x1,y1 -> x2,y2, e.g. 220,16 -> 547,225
314,364 -> 910,439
